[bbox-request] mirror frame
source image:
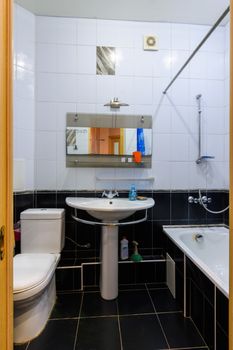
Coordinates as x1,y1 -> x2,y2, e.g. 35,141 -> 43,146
66,113 -> 152,168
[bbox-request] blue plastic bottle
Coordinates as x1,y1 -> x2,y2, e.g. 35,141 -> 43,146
129,184 -> 137,201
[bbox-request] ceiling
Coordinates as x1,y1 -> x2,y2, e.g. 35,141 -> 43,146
15,0 -> 230,25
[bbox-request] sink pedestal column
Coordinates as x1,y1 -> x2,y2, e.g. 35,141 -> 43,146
100,225 -> 118,300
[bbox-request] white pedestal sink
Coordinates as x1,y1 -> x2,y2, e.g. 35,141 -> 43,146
66,197 -> 155,300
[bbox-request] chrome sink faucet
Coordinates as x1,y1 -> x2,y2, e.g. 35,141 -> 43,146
102,190 -> 119,199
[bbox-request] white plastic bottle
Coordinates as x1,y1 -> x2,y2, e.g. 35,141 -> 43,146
120,237 -> 129,260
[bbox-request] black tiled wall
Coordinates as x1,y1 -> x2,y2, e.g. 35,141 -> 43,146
14,189 -> 229,291
163,233 -> 229,350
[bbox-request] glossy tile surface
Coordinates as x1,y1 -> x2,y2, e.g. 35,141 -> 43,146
22,284 -> 207,350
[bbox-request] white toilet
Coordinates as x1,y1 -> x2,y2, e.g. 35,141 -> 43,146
13,208 -> 65,344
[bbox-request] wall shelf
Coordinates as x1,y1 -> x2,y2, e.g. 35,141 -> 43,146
96,177 -> 155,182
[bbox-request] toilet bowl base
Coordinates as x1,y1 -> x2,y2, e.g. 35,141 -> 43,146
14,275 -> 56,344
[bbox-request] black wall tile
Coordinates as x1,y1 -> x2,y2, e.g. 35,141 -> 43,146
216,288 -> 228,336
171,192 -> 189,223
14,192 -> 34,222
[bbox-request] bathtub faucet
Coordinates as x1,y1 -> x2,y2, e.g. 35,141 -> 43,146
194,233 -> 203,242
188,196 -> 212,205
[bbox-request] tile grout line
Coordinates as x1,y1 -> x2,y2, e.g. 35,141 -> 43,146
188,317 -> 209,349
145,283 -> 171,349
169,347 -> 209,350
72,290 -> 84,350
116,298 -> 124,350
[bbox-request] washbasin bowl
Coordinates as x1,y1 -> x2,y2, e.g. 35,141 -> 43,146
66,197 -> 155,221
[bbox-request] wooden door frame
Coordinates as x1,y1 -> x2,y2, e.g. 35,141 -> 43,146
0,0 -> 14,349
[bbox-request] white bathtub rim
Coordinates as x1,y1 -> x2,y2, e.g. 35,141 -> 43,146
163,225 -> 229,298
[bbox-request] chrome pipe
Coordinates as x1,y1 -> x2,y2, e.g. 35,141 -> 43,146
163,6 -> 230,94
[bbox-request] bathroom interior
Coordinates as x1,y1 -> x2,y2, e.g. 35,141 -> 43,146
12,0 -> 230,349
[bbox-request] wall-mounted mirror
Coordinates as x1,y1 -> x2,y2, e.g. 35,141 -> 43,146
66,113 -> 152,167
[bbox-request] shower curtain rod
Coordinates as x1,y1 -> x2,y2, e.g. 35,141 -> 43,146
163,6 -> 230,94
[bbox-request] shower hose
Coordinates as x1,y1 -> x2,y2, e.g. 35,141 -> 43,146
198,189 -> 229,214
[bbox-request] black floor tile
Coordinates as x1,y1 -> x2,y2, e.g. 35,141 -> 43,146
14,344 -> 28,350
75,317 -> 121,350
175,348 -> 208,350
117,290 -> 154,315
146,282 -> 167,289
27,320 -> 77,350
149,288 -> 182,312
81,292 -> 117,317
159,313 -> 206,348
118,283 -> 146,291
50,292 -> 82,319
120,314 -> 168,350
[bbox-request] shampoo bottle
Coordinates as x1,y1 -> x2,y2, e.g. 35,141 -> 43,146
120,237 -> 129,260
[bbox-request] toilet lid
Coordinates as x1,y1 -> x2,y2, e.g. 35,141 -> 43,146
13,254 -> 57,293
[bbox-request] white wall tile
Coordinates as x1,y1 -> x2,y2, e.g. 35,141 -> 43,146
152,161 -> 171,190
36,131 -> 57,160
14,97 -> 35,130
36,16 -> 57,43
206,80 -> 225,107
205,107 -> 225,134
133,77 -> 153,105
77,18 -> 97,45
55,18 -> 77,45
171,106 -> 197,135
189,52 -> 208,80
115,48 -> 134,76
171,24 -> 190,51
36,102 -> 57,131
202,27 -> 225,53
171,162 -> 190,189
16,40 -> 35,71
56,74 -> 77,102
76,75 -> 97,103
170,50 -> 190,79
188,162 -> 207,189
15,67 -> 35,100
57,103 -> 76,131
17,5 -> 35,44
14,129 -> 34,160
134,49 -> 154,77
96,75 -> 115,104
170,134 -> 189,161
96,20 -> 120,47
76,46 -> 96,74
206,52 -> 224,80
75,168 -> 96,190
153,50 -> 172,78
36,43 -> 56,72
35,160 -> 57,190
37,73 -> 57,101
153,133 -> 170,161
115,76 -> 134,104
56,162 -> 77,190
57,45 -> 77,73
171,79 -> 190,106
32,15 -> 229,191
206,134 -> 225,162
153,105 -> 171,134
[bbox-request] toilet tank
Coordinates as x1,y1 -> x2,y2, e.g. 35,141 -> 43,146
20,209 -> 65,254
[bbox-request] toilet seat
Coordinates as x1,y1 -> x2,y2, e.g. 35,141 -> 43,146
13,253 -> 60,302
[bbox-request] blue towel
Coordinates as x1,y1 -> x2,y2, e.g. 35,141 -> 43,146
137,128 -> 145,155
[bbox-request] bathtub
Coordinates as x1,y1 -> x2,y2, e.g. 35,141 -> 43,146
163,225 -> 229,297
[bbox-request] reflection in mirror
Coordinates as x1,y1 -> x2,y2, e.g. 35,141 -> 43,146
66,127 -> 152,156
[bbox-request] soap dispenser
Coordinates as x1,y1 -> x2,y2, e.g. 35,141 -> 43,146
129,184 -> 137,201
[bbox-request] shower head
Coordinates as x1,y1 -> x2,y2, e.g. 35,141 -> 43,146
196,94 -> 202,99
